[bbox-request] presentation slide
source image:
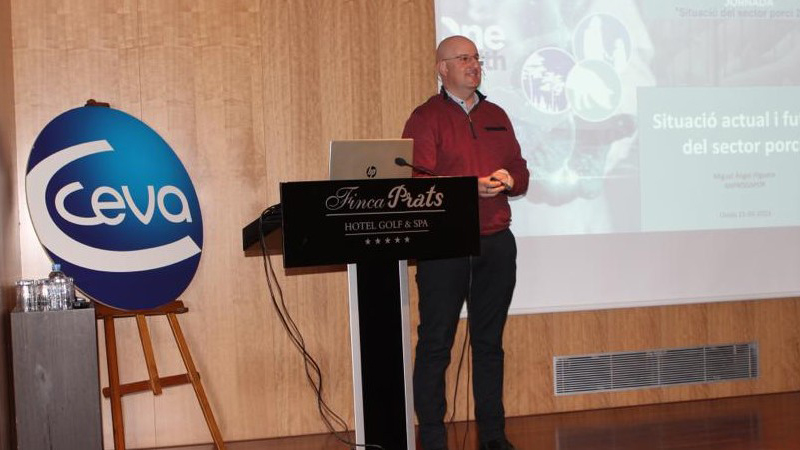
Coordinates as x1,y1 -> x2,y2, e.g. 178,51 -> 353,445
434,0 -> 800,313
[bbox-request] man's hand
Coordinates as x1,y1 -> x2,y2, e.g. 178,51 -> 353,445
478,169 -> 514,197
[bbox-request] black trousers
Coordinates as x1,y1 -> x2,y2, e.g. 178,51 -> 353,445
414,228 -> 517,449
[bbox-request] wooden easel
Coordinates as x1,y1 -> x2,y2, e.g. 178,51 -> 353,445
95,301 -> 226,450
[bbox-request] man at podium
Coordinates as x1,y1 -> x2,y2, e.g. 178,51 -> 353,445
402,35 -> 530,450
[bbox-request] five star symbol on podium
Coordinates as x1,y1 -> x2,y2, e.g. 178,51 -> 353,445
365,236 -> 412,245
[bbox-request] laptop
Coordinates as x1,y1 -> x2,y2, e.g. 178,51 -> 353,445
328,139 -> 413,180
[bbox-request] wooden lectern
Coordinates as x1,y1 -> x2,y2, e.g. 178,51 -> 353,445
243,176 -> 479,450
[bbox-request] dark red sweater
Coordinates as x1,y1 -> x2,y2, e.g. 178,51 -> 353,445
402,89 -> 530,235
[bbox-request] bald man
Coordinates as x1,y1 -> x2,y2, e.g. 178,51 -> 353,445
402,35 -> 529,450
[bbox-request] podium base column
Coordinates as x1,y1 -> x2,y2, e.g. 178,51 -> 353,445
348,260 -> 415,450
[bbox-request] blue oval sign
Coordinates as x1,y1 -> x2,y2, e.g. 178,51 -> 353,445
25,106 -> 203,310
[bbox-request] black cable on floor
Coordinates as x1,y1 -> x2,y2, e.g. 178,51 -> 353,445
258,206 -> 383,450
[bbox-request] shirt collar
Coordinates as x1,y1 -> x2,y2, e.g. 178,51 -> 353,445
443,88 -> 480,113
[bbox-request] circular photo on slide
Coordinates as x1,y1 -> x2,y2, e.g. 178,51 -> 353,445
565,60 -> 622,122
572,13 -> 632,72
520,47 -> 575,115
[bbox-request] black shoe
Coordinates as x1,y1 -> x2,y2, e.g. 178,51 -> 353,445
478,438 -> 516,450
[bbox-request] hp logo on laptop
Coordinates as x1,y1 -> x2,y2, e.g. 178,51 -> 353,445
25,106 -> 203,310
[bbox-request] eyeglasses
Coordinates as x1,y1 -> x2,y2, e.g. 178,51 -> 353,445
441,54 -> 484,66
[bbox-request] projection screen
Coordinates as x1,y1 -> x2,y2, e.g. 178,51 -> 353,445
433,0 -> 800,313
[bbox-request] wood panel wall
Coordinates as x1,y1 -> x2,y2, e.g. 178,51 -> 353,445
6,0 -> 800,448
1,0 -> 19,447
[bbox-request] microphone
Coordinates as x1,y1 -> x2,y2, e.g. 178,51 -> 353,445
395,157 -> 436,176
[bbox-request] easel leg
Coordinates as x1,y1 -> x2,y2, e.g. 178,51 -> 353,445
104,316 -> 126,450
167,313 -> 226,450
136,314 -> 163,395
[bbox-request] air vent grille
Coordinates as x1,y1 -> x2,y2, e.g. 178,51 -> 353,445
554,342 -> 758,395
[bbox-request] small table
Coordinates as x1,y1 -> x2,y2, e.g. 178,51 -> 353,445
11,307 -> 103,450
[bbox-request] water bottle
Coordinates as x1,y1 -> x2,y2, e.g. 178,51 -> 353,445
48,263 -> 64,280
47,263 -> 75,310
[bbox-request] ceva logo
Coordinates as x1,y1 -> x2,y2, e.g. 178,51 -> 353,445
26,106 -> 203,310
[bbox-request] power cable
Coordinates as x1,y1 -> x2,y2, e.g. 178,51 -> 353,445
258,206 -> 384,450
